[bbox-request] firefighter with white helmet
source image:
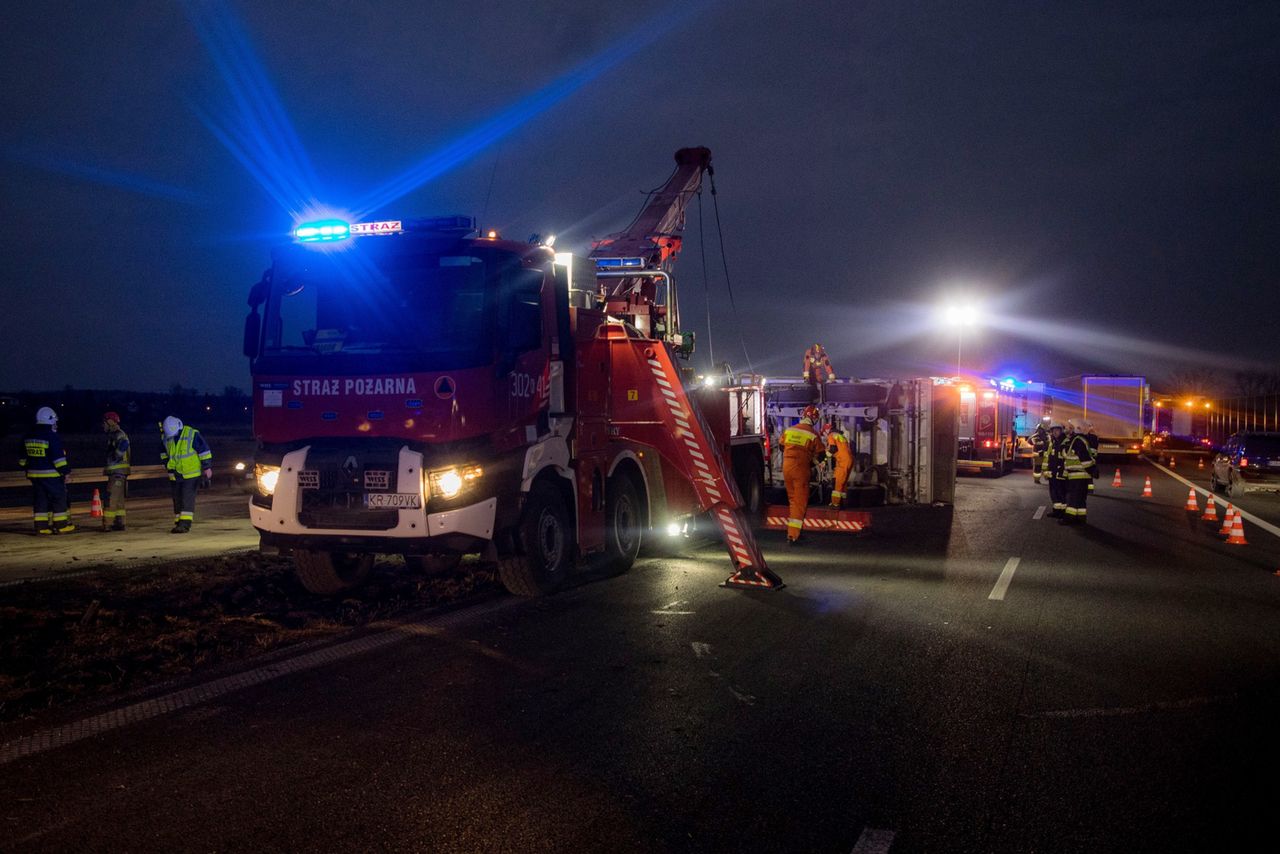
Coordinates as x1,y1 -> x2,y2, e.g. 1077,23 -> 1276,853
1061,420 -> 1096,523
160,415 -> 213,533
781,405 -> 823,544
1045,420 -> 1068,517
19,406 -> 75,534
1083,421 -> 1100,493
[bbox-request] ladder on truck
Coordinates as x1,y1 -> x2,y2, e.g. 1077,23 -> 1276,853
609,335 -> 783,590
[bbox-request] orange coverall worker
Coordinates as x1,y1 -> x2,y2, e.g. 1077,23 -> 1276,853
782,418 -> 821,541
828,429 -> 854,508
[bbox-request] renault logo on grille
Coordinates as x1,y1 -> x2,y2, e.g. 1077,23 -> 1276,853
342,455 -> 359,477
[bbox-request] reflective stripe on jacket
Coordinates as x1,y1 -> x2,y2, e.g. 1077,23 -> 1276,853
1063,434 -> 1095,480
106,429 -> 131,475
163,426 -> 212,480
19,426 -> 69,479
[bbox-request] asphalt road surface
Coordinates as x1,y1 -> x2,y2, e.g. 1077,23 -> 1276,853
2,461 -> 1280,852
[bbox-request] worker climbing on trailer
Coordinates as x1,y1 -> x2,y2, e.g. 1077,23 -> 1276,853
827,421 -> 854,508
782,405 -> 823,544
802,344 -> 835,384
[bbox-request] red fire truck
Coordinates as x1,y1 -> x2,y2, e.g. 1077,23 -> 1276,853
955,381 -> 1017,475
241,148 -> 778,596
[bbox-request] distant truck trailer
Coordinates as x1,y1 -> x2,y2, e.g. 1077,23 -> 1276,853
1051,375 -> 1147,458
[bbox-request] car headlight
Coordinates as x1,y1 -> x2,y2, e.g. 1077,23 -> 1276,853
255,464 -> 280,496
427,465 -> 482,500
234,461 -> 247,472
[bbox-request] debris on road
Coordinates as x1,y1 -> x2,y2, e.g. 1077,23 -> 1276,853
0,553 -> 497,722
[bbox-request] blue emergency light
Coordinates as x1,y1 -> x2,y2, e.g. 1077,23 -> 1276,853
595,257 -> 645,269
294,219 -> 351,242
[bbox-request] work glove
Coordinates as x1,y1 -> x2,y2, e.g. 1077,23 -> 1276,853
202,469 -> 213,488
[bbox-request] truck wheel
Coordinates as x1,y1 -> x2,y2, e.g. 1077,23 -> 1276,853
294,549 -> 373,595
603,475 -> 642,575
735,453 -> 765,517
405,554 -> 463,574
498,481 -> 573,596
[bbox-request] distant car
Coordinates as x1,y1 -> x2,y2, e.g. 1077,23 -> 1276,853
1211,432 -> 1280,497
1147,433 -> 1213,455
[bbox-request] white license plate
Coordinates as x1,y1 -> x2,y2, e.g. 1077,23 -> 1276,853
1268,461 -> 1280,469
364,492 -> 420,509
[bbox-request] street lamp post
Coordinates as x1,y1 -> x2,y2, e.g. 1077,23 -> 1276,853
943,303 -> 979,375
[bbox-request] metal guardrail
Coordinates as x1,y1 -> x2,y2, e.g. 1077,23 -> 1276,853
0,464 -> 237,489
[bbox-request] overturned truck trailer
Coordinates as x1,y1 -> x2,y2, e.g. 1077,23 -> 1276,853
762,378 -> 958,507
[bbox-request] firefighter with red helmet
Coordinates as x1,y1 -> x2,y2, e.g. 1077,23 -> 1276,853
782,405 -> 823,544
827,422 -> 854,508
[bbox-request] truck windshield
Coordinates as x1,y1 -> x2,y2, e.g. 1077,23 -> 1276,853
261,243 -> 516,369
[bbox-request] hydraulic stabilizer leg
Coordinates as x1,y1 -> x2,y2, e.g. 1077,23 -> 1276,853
714,504 -> 784,590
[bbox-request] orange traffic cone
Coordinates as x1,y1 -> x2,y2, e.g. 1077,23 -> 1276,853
1218,504 -> 1235,537
1141,476 -> 1153,498
90,489 -> 103,518
1184,489 -> 1199,512
1170,456 -> 1177,468
1198,457 -> 1205,469
1225,513 -> 1248,545
1112,468 -> 1122,487
1201,498 -> 1218,522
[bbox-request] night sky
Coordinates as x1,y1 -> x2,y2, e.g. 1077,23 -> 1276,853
3,1 -> 1277,394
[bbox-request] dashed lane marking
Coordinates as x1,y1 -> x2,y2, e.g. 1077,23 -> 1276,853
1028,693 -> 1235,719
691,642 -> 712,658
1033,505 -> 1046,520
988,557 -> 1021,601
851,827 -> 896,853
1147,460 -> 1280,540
0,596 -> 521,767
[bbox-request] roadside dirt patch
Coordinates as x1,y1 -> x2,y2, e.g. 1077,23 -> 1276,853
0,554 -> 497,722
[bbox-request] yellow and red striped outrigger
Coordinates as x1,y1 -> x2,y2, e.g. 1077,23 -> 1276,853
763,504 -> 871,534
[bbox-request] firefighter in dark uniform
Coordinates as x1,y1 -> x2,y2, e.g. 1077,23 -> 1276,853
102,411 -> 131,530
1046,421 -> 1068,517
19,406 -> 75,534
1062,421 -> 1096,524
1031,417 -> 1050,484
1084,421 -> 1100,493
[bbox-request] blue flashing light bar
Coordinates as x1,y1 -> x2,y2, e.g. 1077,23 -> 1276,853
294,219 -> 351,242
595,257 -> 645,269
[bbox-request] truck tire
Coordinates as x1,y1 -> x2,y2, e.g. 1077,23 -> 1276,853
498,481 -> 573,596
405,554 -> 463,574
735,453 -> 765,518
603,475 -> 642,575
294,549 -> 373,595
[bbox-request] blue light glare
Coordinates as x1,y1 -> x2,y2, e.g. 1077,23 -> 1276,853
294,219 -> 351,242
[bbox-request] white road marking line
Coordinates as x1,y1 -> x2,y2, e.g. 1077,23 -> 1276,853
0,597 -> 522,767
691,641 -> 712,658
1033,505 -> 1046,520
1030,693 -> 1234,719
651,610 -> 696,615
851,827 -> 896,853
1146,459 -> 1280,540
988,557 -> 1022,601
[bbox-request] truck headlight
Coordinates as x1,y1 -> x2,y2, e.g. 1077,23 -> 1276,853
428,465 -> 482,500
255,464 -> 280,496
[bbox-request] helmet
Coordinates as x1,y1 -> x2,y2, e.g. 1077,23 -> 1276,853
103,411 -> 121,425
35,406 -> 57,426
162,416 -> 183,439
1049,422 -> 1065,431
801,405 -> 820,421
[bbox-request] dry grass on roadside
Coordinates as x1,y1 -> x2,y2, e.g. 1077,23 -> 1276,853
0,553 -> 497,722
